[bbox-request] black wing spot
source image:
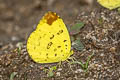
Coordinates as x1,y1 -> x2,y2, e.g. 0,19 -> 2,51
55,53 -> 57,56
54,48 -> 57,51
50,34 -> 54,39
46,53 -> 48,56
62,54 -> 64,56
60,30 -> 63,33
57,46 -> 61,48
47,42 -> 53,49
61,50 -> 63,52
66,48 -> 67,49
63,40 -> 67,42
39,37 -> 41,39
45,59 -> 47,61
57,32 -> 60,35
65,45 -> 67,47
57,30 -> 63,35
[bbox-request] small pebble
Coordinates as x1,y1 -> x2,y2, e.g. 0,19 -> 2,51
56,72 -> 61,76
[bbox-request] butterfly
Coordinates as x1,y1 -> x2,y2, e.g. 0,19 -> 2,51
27,11 -> 73,63
97,0 -> 120,10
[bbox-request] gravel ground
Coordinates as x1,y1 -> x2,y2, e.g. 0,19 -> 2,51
0,0 -> 120,80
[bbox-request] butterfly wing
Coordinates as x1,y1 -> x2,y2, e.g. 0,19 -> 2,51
27,12 -> 72,63
97,0 -> 120,9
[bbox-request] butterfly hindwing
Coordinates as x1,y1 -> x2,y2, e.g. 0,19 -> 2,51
27,12 -> 72,63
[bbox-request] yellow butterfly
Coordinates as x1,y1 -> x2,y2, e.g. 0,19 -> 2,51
97,0 -> 120,10
27,12 -> 73,63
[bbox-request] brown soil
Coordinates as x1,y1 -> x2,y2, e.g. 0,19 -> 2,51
0,0 -> 120,80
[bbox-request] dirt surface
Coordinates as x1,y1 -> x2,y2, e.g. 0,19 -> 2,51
0,0 -> 120,80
